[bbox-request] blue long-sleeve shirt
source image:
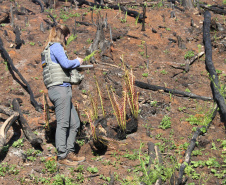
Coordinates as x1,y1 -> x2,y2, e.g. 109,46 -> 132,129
50,43 -> 80,69
44,43 -> 80,87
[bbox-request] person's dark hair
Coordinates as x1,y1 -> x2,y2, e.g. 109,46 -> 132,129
46,25 -> 70,49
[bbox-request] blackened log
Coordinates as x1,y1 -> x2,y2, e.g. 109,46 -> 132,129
76,0 -> 144,22
12,99 -> 43,146
200,4 -> 226,15
135,81 -> 212,101
14,26 -> 24,49
0,113 -> 19,153
48,13 -> 57,26
32,0 -> 44,13
203,11 -> 226,121
177,105 -> 218,185
0,37 -> 42,112
76,21 -> 93,26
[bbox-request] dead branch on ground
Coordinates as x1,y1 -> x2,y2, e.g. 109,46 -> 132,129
76,0 -> 144,22
135,81 -> 212,101
200,4 -> 226,15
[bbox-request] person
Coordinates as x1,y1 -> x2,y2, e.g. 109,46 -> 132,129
41,24 -> 85,166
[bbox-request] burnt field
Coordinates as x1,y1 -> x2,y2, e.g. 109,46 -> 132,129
0,0 -> 225,184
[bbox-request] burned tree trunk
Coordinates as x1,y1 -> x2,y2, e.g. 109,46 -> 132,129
76,0 -> 144,22
12,99 -> 43,146
0,37 -> 42,112
203,11 -> 226,121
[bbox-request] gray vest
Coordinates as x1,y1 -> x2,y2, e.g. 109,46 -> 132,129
41,42 -> 83,88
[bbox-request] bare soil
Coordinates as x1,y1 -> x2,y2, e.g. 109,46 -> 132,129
0,0 -> 225,185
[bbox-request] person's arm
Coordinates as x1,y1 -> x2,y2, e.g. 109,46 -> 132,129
50,43 -> 81,69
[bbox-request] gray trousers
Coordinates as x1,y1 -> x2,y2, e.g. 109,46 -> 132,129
48,86 -> 80,159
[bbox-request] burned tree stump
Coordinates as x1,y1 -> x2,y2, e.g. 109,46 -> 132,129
86,13 -> 111,63
14,26 -> 24,49
200,4 -> 226,15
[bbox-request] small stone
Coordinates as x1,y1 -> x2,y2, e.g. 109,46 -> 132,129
10,43 -> 14,48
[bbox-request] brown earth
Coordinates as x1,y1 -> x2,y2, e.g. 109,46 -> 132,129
0,0 -> 225,185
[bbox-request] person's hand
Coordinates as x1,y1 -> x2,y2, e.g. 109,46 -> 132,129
77,57 -> 83,65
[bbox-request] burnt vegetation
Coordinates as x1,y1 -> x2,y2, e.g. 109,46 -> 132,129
0,0 -> 225,184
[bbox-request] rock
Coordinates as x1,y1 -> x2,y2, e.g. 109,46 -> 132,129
9,148 -> 23,158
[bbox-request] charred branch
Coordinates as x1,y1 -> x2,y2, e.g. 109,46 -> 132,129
203,11 -> 226,121
76,0 -> 144,22
0,37 -> 42,112
170,52 -> 205,72
0,113 -> 19,153
12,99 -> 43,146
76,21 -> 93,26
177,105 -> 218,185
32,0 -> 44,13
135,81 -> 213,101
43,19 -> 55,27
200,4 -> 226,15
48,13 -> 57,26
